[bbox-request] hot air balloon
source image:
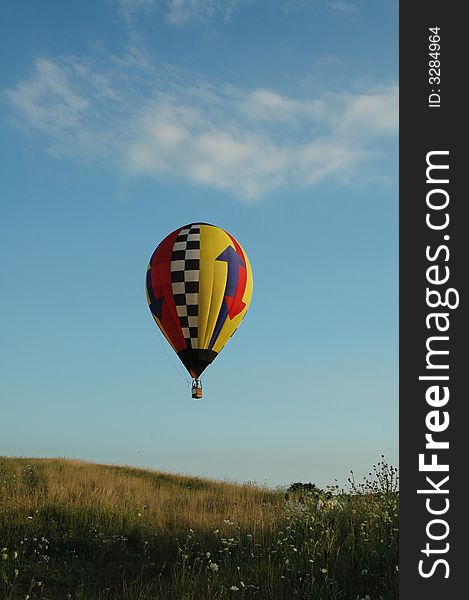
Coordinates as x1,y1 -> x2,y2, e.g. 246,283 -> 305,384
146,223 -> 253,399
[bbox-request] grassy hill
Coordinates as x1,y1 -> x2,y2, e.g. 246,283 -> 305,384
0,457 -> 398,599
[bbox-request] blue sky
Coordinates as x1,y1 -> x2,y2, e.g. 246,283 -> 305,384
0,0 -> 397,488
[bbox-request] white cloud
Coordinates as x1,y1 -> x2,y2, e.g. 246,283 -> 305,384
117,1 -> 360,26
117,0 -> 158,22
167,0 -> 218,25
338,86 -> 399,137
327,1 -> 357,14
240,89 -> 316,122
6,58 -> 88,135
5,54 -> 397,200
117,0 -> 246,25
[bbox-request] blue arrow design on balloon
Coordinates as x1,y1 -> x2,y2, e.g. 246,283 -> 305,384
146,269 -> 164,320
208,246 -> 245,350
151,296 -> 164,321
217,246 -> 245,296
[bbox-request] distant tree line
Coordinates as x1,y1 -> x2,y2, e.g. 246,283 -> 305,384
287,482 -> 321,495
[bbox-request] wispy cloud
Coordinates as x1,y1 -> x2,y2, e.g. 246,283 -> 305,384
5,52 -> 397,200
117,0 -> 246,25
118,1 -> 360,26
327,1 -> 357,14
117,0 -> 157,22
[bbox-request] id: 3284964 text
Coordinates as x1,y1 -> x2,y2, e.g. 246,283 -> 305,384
428,26 -> 441,108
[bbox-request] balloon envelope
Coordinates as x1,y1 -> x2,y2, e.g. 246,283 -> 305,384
146,223 -> 253,378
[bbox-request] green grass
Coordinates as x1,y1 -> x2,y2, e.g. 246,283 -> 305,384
0,457 -> 398,599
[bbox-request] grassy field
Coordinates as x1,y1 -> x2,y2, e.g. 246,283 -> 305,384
0,457 -> 398,600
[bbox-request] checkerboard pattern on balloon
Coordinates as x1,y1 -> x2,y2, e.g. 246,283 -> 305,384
170,224 -> 200,349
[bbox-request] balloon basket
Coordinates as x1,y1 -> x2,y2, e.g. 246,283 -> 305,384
191,379 -> 203,399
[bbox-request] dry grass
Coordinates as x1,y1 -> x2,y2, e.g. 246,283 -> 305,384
0,456 -> 398,600
1,457 -> 282,535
